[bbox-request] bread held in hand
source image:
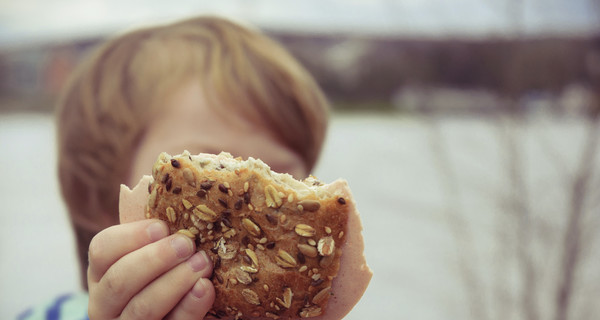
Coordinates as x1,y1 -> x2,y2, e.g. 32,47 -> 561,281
120,151 -> 371,319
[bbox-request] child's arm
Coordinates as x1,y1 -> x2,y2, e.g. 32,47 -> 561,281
87,219 -> 214,319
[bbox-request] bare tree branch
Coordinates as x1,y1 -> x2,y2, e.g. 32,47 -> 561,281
425,116 -> 490,320
553,120 -> 600,320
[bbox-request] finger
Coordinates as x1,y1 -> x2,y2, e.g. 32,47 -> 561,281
89,234 -> 195,319
120,251 -> 213,320
166,278 -> 215,320
88,219 -> 169,283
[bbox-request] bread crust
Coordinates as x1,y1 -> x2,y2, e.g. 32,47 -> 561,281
145,151 -> 351,319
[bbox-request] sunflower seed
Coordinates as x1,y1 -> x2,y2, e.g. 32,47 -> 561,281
166,207 -> 177,223
182,199 -> 193,209
236,269 -> 253,285
242,289 -> 260,305
240,265 -> 258,273
182,168 -> 195,186
264,185 -> 283,208
276,249 -> 297,268
299,306 -> 322,317
193,205 -> 218,222
242,218 -> 261,237
298,200 -> 320,212
295,224 -> 316,237
245,249 -> 259,267
312,287 -> 331,304
276,287 -> 293,309
177,229 -> 195,238
219,251 -> 237,260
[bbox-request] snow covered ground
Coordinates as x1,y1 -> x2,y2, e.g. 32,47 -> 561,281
1,112 -> 599,319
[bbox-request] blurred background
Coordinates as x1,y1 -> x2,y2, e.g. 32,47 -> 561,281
1,0 -> 600,319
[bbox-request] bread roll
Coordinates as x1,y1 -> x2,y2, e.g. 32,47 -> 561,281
120,151 -> 371,319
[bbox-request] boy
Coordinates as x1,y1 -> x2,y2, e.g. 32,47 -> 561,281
52,16 -> 330,319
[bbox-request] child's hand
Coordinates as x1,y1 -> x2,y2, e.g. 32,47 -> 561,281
87,219 -> 215,319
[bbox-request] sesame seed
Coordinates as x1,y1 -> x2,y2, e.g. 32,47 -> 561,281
338,197 -> 346,205
165,177 -> 173,191
170,159 -> 181,168
234,199 -> 243,210
200,182 -> 213,190
196,189 -> 207,198
311,278 -> 324,287
218,184 -> 228,193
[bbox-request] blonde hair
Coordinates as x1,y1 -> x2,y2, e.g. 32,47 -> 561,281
56,16 -> 330,287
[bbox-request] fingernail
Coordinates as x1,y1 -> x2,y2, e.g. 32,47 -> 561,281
171,235 -> 193,258
188,251 -> 210,272
146,222 -> 168,242
192,279 -> 209,299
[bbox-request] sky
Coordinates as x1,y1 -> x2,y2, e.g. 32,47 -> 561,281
0,0 -> 599,47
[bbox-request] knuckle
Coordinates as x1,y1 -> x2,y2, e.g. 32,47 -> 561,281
124,297 -> 154,320
102,269 -> 127,297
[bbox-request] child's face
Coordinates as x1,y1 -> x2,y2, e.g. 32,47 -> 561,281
127,80 -> 306,186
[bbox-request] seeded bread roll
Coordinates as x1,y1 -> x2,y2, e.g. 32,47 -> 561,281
120,151 -> 371,319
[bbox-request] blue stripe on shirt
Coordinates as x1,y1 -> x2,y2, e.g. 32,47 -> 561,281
46,294 -> 73,320
17,307 -> 33,320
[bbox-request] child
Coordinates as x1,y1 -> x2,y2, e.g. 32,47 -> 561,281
49,15 -> 330,319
